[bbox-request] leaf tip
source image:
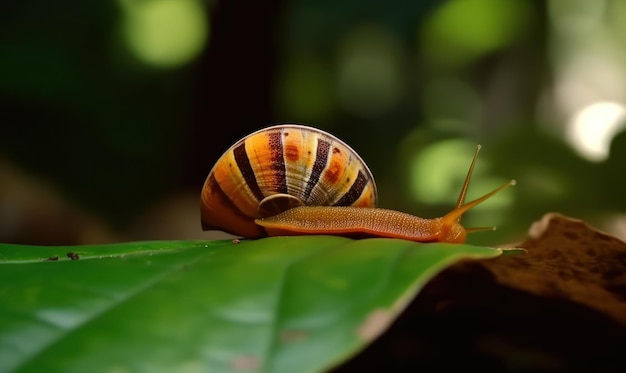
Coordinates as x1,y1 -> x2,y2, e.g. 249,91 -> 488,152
497,247 -> 528,256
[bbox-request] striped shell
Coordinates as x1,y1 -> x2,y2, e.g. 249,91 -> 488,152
201,124 -> 378,237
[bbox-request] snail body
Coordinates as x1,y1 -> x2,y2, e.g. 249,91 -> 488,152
201,124 -> 515,243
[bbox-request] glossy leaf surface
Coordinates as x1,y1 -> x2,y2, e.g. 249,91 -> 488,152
0,237 -> 503,373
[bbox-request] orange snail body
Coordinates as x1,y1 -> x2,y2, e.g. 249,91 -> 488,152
201,124 -> 515,243
257,207 -> 467,243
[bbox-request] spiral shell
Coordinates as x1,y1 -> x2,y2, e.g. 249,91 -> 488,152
201,124 -> 378,237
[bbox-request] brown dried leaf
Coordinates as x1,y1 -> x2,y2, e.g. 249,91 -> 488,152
479,212 -> 626,324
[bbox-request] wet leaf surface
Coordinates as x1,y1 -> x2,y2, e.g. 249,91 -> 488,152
0,237 -> 503,373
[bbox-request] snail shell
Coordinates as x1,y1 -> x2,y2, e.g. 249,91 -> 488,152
200,124 -> 378,237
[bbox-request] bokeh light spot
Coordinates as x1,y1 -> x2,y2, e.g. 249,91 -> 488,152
119,0 -> 209,68
566,102 -> 626,161
409,139 -> 514,210
410,139 -> 478,204
421,0 -> 531,66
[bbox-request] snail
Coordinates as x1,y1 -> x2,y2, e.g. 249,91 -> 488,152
201,124 -> 515,243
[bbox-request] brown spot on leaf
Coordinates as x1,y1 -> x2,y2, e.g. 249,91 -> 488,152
564,231 -> 578,240
547,250 -> 563,260
231,355 -> 261,371
357,309 -> 393,342
595,232 -> 613,242
66,252 -> 79,260
280,329 -> 309,343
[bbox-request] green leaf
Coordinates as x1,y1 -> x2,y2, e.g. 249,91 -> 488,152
0,236 -> 504,373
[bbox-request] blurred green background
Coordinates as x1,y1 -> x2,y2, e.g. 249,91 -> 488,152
2,0 -> 626,246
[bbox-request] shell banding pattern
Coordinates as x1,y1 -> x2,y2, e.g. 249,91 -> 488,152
201,124 -> 378,238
